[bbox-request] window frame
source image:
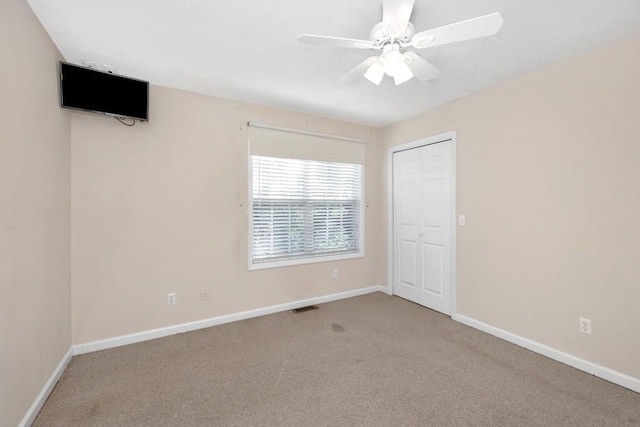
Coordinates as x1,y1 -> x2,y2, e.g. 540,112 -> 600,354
248,155 -> 365,271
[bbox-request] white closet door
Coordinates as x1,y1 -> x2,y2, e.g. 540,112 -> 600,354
393,148 -> 420,303
393,140 -> 453,315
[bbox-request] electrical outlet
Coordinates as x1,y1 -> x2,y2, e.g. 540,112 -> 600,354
332,269 -> 339,279
167,292 -> 176,305
200,287 -> 209,301
579,317 -> 592,335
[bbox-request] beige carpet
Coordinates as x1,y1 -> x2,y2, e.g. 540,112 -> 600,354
34,293 -> 640,426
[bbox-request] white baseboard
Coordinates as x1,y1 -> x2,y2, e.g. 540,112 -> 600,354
19,347 -> 73,427
74,285 -> 386,355
453,313 -> 640,394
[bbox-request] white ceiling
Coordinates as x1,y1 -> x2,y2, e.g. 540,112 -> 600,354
27,0 -> 640,127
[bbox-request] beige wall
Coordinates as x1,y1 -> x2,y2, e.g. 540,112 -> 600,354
70,86 -> 384,344
382,34 -> 640,379
0,1 -> 71,426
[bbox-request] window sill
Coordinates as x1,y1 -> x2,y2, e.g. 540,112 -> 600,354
248,251 -> 364,271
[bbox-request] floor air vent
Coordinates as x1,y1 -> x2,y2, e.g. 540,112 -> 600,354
293,305 -> 318,313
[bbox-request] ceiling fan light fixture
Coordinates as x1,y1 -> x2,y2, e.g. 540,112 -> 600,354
383,49 -> 413,84
392,59 -> 413,85
364,60 -> 385,85
297,3 -> 504,88
383,49 -> 403,76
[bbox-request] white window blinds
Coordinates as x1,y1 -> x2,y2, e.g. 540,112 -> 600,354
251,156 -> 362,264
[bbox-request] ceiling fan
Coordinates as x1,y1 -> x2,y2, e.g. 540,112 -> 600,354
298,0 -> 503,86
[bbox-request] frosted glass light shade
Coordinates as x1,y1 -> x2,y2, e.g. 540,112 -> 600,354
364,60 -> 385,85
393,59 -> 413,85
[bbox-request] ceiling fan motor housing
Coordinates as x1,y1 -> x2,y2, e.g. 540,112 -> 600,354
369,22 -> 415,47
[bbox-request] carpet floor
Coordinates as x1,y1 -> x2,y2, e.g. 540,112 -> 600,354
34,293 -> 640,426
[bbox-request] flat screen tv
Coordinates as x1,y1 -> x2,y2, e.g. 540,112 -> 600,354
59,62 -> 149,121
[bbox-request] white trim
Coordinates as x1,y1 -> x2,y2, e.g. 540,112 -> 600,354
247,147 -> 254,270
450,138 -> 458,317
387,131 -> 458,314
19,347 -> 73,427
453,314 -> 640,393
247,122 -> 366,144
74,286 -> 386,355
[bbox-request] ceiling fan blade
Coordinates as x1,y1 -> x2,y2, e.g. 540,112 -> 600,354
411,12 -> 503,49
382,0 -> 415,37
403,52 -> 439,81
298,34 -> 377,50
339,56 -> 379,83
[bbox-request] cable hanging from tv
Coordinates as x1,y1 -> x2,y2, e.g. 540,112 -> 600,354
114,116 -> 136,127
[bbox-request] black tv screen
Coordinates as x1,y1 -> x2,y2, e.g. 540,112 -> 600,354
59,62 -> 149,121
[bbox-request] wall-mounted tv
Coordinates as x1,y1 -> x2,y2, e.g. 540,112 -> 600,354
59,62 -> 149,121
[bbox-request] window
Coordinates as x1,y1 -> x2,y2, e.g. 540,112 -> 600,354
250,156 -> 364,268
248,124 -> 366,269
